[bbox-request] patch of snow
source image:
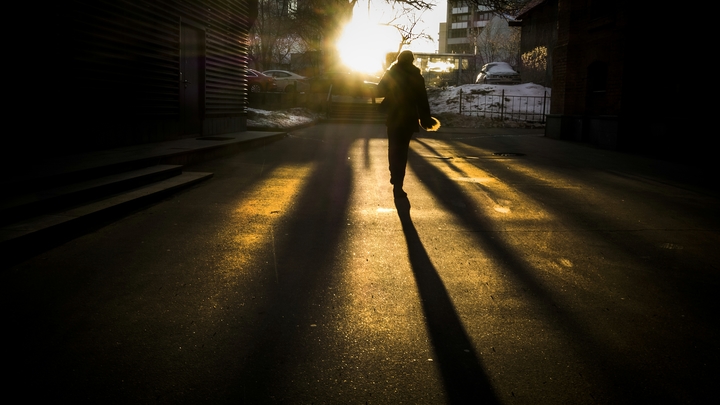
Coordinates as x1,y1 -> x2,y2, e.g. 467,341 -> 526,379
428,83 -> 551,118
247,83 -> 551,129
247,107 -> 320,129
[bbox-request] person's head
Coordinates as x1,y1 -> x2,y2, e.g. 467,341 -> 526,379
397,50 -> 414,65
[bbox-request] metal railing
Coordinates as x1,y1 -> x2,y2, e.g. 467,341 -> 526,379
459,89 -> 550,123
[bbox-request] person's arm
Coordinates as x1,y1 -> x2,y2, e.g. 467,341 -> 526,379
416,76 -> 434,128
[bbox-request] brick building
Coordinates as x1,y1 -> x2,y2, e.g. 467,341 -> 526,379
512,0 -> 556,87
517,0 -> 705,157
546,0 -> 627,148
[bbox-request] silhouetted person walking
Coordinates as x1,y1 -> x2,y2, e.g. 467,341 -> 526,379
378,50 -> 434,198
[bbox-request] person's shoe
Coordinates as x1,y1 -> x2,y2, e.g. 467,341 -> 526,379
393,186 -> 407,198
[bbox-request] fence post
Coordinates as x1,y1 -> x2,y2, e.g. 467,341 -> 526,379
500,89 -> 505,123
542,91 -> 547,123
459,88 -> 463,114
458,57 -> 462,86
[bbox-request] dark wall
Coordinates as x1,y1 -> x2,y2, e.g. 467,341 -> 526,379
552,0 -> 625,117
8,0 -> 255,163
617,6 -> 707,158
518,0 -> 557,86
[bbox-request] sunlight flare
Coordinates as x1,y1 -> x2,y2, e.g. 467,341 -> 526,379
336,7 -> 399,74
220,164 -> 314,271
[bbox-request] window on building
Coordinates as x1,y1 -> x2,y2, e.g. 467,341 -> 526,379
450,29 -> 467,38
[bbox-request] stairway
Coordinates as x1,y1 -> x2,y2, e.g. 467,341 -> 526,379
0,161 -> 212,267
327,98 -> 386,122
0,130 -> 290,268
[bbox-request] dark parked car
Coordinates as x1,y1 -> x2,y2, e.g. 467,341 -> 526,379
247,69 -> 277,93
475,62 -> 521,85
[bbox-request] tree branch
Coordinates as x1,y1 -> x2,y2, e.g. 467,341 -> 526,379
386,0 -> 436,11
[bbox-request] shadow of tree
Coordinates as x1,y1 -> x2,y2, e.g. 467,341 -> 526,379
230,124 -> 359,402
406,141 -> 688,403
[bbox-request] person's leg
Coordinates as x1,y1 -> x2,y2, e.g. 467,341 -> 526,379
388,127 -> 412,195
387,127 -> 400,185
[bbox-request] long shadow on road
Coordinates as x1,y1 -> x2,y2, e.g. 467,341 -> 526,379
406,143 -> 680,404
229,125 -> 357,403
394,197 -> 500,404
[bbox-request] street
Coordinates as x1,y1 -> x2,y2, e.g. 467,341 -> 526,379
5,122 -> 719,404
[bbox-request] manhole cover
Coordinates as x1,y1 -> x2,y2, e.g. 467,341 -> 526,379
493,152 -> 525,157
196,136 -> 234,141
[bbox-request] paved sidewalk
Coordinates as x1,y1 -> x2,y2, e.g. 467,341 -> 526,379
3,121 -> 719,403
1,130 -> 287,190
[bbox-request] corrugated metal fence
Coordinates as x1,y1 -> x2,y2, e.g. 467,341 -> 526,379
72,0 -> 252,117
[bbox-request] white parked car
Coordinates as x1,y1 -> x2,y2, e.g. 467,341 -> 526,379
262,70 -> 308,92
475,62 -> 521,85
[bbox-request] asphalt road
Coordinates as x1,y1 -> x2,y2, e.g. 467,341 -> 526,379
5,123 -> 719,404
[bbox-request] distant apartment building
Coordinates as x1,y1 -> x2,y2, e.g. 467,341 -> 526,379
444,1 -> 496,54
438,22 -> 447,53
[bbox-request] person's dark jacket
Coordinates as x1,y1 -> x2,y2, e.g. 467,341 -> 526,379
377,61 -> 433,132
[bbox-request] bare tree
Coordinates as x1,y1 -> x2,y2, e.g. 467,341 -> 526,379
505,24 -> 521,67
252,1 -> 359,70
293,0 -> 357,52
475,16 -> 519,65
250,1 -> 439,72
250,0 -> 296,70
293,1 -> 437,70
271,34 -> 308,68
382,3 -> 435,58
382,0 -> 436,10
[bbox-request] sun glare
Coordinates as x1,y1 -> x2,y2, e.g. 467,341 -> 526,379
336,7 -> 399,75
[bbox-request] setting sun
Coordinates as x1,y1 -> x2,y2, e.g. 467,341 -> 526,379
335,0 -> 442,74
336,13 -> 399,75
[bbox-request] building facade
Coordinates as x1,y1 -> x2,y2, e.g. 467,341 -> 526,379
444,1 -> 496,54
524,0 -> 706,159
512,0 -> 557,86
10,0 -> 258,163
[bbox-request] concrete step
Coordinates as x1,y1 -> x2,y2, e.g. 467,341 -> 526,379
1,165 -> 184,225
328,102 -> 386,122
0,130 -> 291,268
0,131 -> 287,194
1,171 -> 213,267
